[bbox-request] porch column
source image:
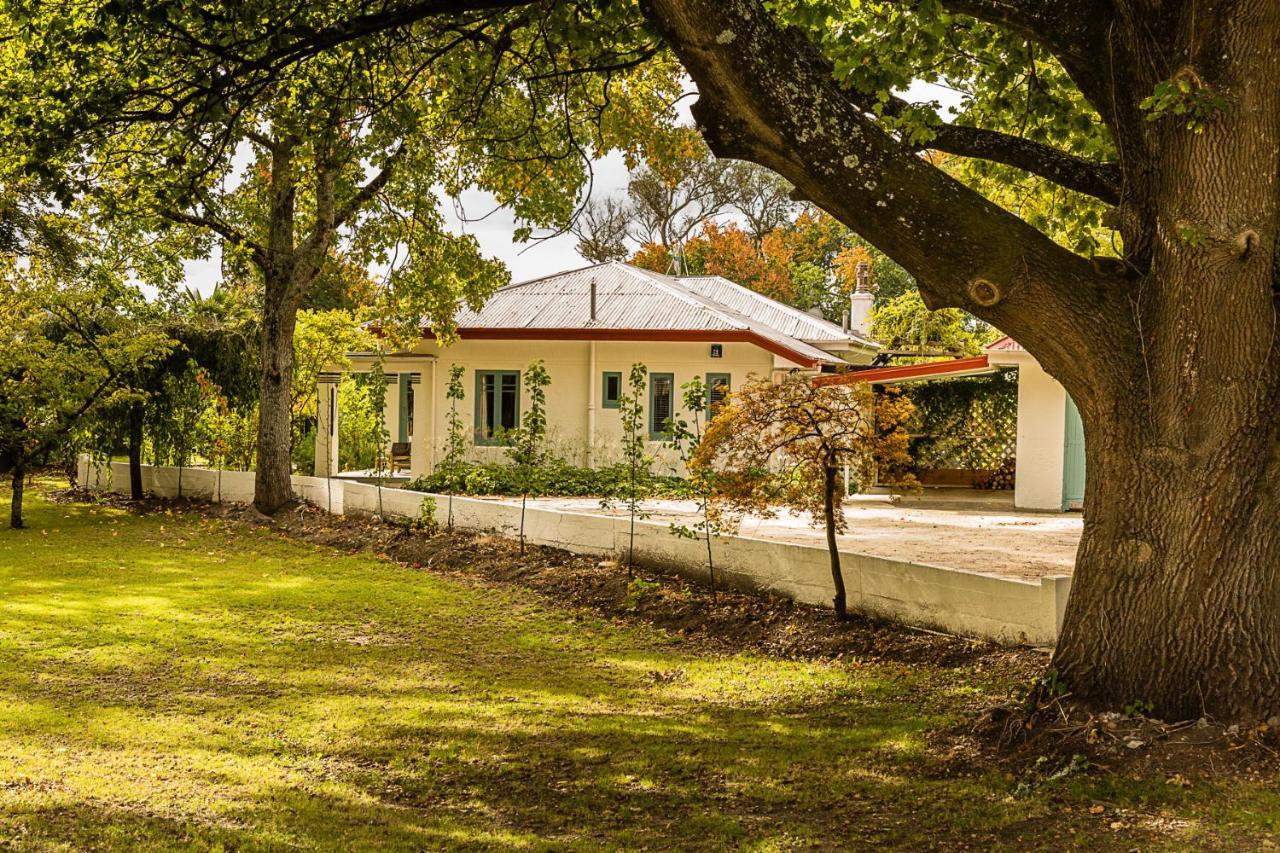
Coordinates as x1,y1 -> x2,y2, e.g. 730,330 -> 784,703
410,371 -> 430,478
314,373 -> 340,477
383,374 -> 399,459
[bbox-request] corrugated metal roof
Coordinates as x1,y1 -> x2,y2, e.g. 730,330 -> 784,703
436,262 -> 848,365
676,275 -> 878,349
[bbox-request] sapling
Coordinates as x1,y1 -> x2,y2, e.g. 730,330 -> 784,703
617,363 -> 650,576
506,360 -> 550,555
665,375 -> 727,597
442,365 -> 467,531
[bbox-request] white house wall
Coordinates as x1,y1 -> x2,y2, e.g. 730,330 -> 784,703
1007,357 -> 1068,511
407,338 -> 780,474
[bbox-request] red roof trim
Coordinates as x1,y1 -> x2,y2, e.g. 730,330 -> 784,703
813,355 -> 992,387
441,327 -> 825,368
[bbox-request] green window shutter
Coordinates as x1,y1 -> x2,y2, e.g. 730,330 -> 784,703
602,372 -> 622,408
1062,395 -> 1086,510
649,373 -> 674,440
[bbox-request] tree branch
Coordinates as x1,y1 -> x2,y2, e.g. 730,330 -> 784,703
159,208 -> 266,267
296,145 -> 405,267
640,0 -> 1131,396
915,121 -> 1121,204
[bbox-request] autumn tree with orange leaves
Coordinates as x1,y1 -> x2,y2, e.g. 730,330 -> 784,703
691,375 -> 915,620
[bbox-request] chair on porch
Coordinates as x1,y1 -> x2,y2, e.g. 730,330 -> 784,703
390,442 -> 412,474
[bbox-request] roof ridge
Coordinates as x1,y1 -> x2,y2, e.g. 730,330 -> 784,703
496,260 -> 618,292
618,264 -> 752,331
612,265 -> 853,359
678,273 -> 870,343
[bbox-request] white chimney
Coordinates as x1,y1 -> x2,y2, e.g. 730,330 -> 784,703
849,261 -> 873,336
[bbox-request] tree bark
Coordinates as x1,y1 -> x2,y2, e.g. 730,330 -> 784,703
1049,1 -> 1280,720
823,460 -> 848,621
1053,405 -> 1280,719
251,135 -> 302,516
253,268 -> 301,514
127,402 -> 144,501
9,467 -> 24,530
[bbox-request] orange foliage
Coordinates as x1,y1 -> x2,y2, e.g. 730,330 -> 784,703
832,244 -> 873,295
686,221 -> 794,301
629,242 -> 673,274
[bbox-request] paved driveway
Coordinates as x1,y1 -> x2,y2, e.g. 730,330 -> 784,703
489,491 -> 1082,581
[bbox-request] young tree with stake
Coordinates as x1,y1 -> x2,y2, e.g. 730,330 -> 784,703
692,375 -> 914,620
507,360 -> 551,555
617,363 -> 650,576
442,365 -> 468,532
665,375 -> 727,596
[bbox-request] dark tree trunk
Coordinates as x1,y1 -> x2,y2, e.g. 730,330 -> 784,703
823,460 -> 848,621
253,269 -> 300,515
127,402 -> 144,501
1053,405 -> 1280,719
1049,9 -> 1280,718
9,467 -> 24,530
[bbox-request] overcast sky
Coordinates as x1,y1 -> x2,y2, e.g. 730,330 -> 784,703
180,80 -> 964,295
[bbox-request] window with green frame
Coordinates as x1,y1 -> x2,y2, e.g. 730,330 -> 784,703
706,373 -> 731,417
601,371 -> 621,409
475,370 -> 520,445
649,373 -> 675,439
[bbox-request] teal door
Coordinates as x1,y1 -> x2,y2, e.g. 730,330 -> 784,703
1062,395 -> 1086,510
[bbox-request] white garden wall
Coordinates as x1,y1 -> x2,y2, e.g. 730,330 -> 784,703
79,457 -> 1070,646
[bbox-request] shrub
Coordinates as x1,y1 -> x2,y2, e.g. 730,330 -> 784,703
406,460 -> 691,500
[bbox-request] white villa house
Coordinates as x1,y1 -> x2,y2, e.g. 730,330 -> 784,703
314,261 -> 878,480
315,260 -> 1084,512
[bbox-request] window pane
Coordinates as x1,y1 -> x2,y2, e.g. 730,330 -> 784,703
707,374 -> 730,417
651,374 -> 673,436
480,374 -> 497,437
500,374 -> 518,432
605,374 -> 619,401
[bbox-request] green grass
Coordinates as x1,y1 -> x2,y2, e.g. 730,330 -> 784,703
0,488 -> 1277,850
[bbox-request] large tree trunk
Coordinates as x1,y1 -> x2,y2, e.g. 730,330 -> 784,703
253,270 -> 300,515
823,460 -> 848,621
1053,408 -> 1280,720
9,467 -> 24,530
127,402 -> 144,501
1050,7 -> 1280,720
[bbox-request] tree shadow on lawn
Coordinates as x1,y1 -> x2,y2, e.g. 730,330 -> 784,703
0,491 -> 1245,849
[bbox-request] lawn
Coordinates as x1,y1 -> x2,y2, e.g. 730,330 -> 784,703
0,486 -> 1277,850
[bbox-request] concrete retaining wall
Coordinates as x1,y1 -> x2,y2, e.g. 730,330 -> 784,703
79,457 -> 1070,646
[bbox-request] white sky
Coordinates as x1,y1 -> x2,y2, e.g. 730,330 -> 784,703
179,80 -> 964,295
